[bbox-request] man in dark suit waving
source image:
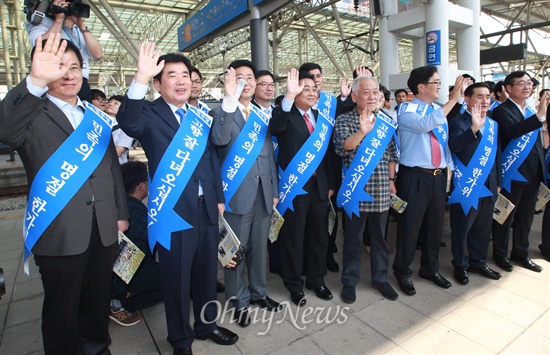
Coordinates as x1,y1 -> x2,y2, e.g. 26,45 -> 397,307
491,71 -> 549,273
448,83 -> 502,285
0,34 -> 129,354
117,42 -> 238,354
270,69 -> 335,306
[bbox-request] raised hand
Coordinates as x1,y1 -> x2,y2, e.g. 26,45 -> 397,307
285,68 -> 304,101
134,41 -> 164,85
449,75 -> 465,103
340,75 -> 351,98
29,33 -> 70,88
470,103 -> 485,133
358,106 -> 376,135
354,66 -> 371,77
224,67 -> 238,97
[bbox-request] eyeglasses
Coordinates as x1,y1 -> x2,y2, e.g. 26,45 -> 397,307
236,76 -> 256,83
258,82 -> 275,89
512,81 -> 533,88
424,80 -> 441,86
93,97 -> 107,103
68,65 -> 82,73
302,87 -> 319,94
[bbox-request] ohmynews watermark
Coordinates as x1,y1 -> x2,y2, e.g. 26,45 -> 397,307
200,298 -> 350,335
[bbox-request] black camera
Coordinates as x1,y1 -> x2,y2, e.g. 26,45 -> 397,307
25,0 -> 90,25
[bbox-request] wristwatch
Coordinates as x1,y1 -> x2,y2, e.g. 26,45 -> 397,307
389,177 -> 396,181
80,26 -> 90,33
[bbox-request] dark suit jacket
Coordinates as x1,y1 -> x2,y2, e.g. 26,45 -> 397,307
448,112 -> 502,202
0,79 -> 128,256
117,96 -> 224,226
270,105 -> 336,199
492,99 -> 545,183
210,106 -> 278,214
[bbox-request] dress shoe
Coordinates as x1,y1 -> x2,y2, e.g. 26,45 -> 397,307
494,256 -> 514,272
440,241 -> 447,247
469,265 -> 501,280
216,281 -> 225,293
290,291 -> 307,307
327,256 -> 340,272
195,327 -> 238,345
371,282 -> 398,300
419,272 -> 452,289
306,285 -> 333,300
341,286 -> 356,304
397,277 -> 416,296
173,347 -> 192,355
510,256 -> 543,273
250,296 -> 282,312
453,267 -> 469,285
233,308 -> 251,328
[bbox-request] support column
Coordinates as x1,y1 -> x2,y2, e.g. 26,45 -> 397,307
412,38 -> 425,69
250,6 -> 270,71
458,0 -> 480,80
379,0 -> 399,87
425,0 -> 450,101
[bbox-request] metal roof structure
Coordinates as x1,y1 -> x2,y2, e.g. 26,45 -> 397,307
1,0 -> 549,98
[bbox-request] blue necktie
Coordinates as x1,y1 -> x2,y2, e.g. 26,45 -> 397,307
176,108 -> 185,124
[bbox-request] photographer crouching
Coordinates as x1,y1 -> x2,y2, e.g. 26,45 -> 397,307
25,0 -> 102,102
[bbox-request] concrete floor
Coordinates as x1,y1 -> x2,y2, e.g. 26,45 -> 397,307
0,151 -> 549,354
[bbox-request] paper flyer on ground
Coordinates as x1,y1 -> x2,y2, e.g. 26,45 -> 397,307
493,192 -> 515,225
268,206 -> 284,243
535,182 -> 550,211
113,231 -> 145,284
218,214 -> 241,267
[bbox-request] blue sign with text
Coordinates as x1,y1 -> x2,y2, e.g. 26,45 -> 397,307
426,30 -> 441,66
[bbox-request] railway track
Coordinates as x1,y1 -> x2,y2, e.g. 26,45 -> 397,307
0,185 -> 28,199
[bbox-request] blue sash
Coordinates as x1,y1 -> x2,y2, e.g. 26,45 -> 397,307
399,102 -> 448,147
220,105 -> 269,212
489,101 -> 500,112
545,148 -> 550,183
448,118 -> 498,214
460,102 -> 467,115
501,106 -> 538,192
24,102 -> 114,266
147,106 -> 211,251
272,136 -> 279,161
277,111 -> 334,215
337,111 -> 397,218
317,92 -> 338,121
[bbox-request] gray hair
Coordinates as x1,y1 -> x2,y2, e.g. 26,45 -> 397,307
351,75 -> 377,95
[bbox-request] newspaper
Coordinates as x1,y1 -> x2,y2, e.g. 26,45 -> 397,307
268,206 -> 284,243
493,192 -> 515,225
218,214 -> 241,267
328,199 -> 336,235
390,194 -> 408,214
113,231 -> 145,284
535,182 -> 550,211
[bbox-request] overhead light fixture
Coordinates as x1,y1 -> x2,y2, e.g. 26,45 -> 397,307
99,32 -> 111,40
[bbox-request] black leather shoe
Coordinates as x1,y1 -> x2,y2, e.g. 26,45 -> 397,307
469,265 -> 501,280
440,241 -> 447,247
195,327 -> 238,345
510,256 -> 543,272
250,296 -> 282,312
173,347 -> 192,355
372,282 -> 398,300
290,292 -> 307,307
216,281 -> 225,293
494,256 -> 514,272
453,268 -> 469,285
397,277 -> 416,296
341,286 -> 356,304
306,285 -> 333,300
419,272 -> 452,289
327,257 -> 340,272
233,308 -> 250,328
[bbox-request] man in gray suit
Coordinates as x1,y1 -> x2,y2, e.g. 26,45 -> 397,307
0,34 -> 128,354
210,60 -> 281,327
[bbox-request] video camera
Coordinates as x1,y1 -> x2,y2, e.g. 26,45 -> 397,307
25,0 -> 90,25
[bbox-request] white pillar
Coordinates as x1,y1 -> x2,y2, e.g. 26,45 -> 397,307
425,0 -> 450,101
379,0 -> 399,88
458,0 -> 480,80
412,38 -> 425,69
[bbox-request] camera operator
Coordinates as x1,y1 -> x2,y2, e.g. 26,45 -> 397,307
26,0 -> 102,102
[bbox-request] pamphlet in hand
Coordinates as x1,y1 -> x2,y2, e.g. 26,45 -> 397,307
535,182 -> 550,211
328,199 -> 336,235
218,214 -> 241,267
493,192 -> 515,225
113,231 -> 145,284
268,206 -> 284,243
390,194 -> 408,214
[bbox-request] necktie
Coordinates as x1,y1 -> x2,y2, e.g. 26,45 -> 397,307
304,112 -> 314,134
243,107 -> 251,121
176,108 -> 186,124
429,131 -> 442,168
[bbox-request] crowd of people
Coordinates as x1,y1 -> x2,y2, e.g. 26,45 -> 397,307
0,2 -> 549,354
